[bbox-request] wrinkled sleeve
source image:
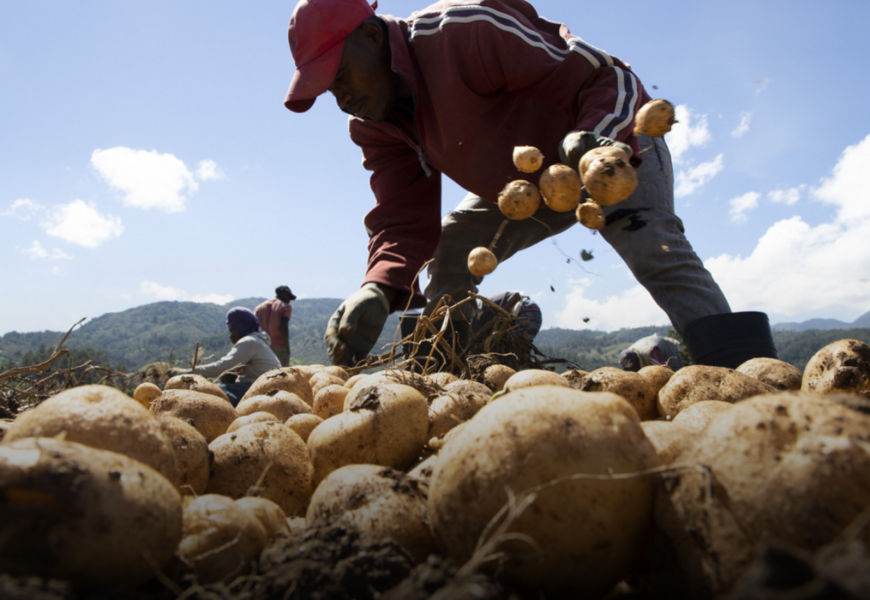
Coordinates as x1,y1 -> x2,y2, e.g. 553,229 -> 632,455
193,342 -> 252,378
350,119 -> 443,312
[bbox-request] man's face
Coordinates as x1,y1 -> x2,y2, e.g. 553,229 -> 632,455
328,21 -> 395,122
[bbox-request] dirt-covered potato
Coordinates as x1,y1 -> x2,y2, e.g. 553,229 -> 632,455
285,413 -> 323,442
483,364 -> 516,392
657,392 -> 870,596
242,367 -> 314,405
802,339 -> 870,398
5,384 -> 181,487
177,494 -> 268,584
579,366 -> 658,420
561,368 -> 589,389
133,382 -> 162,408
309,371 -> 347,396
539,164 -> 582,212
0,437 -> 182,587
0,420 -> 11,442
428,386 -> 659,597
576,200 -> 606,229
322,365 -> 350,381
308,383 -> 429,485
158,415 -> 211,495
638,364 -> 675,399
408,454 -> 438,488
207,422 -> 313,516
313,384 -> 350,419
291,364 -> 326,382
235,496 -> 290,540
512,145 -> 544,173
468,246 -> 498,277
497,180 -> 540,220
227,411 -> 281,433
634,99 -> 677,137
344,373 -> 368,389
657,365 -> 776,419
236,390 -> 312,421
307,465 -> 437,563
670,400 -> 733,432
150,388 -> 237,443
640,420 -> 698,465
579,146 -> 637,206
344,370 -> 435,405
428,380 -> 491,438
737,357 -> 803,391
502,369 -> 572,391
427,372 -> 458,388
165,373 -> 229,402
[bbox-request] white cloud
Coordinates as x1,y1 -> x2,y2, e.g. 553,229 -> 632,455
91,147 -> 199,213
42,200 -> 124,248
196,159 -> 224,181
666,105 -> 711,163
675,154 -> 724,198
22,240 -> 48,259
729,191 -> 760,222
553,277 -> 669,331
706,134 -> 870,316
52,248 -> 73,259
731,112 -> 751,138
768,185 -> 805,206
141,281 -> 233,305
2,198 -> 45,219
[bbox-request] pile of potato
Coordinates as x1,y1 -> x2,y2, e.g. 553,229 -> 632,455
1,339 -> 870,598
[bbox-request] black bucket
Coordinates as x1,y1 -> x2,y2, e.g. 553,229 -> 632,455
682,311 -> 778,369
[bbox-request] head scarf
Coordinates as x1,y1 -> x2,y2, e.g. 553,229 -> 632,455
226,307 -> 260,338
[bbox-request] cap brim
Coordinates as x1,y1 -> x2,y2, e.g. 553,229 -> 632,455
284,40 -> 345,113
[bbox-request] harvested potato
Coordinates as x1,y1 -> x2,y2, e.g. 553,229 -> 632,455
503,368 -> 572,391
737,357 -> 802,391
236,390 -> 312,421
207,422 -> 313,516
579,366 -> 658,420
5,384 -> 181,487
497,180 -> 540,220
634,99 -> 677,137
308,383 -> 429,485
539,164 -> 582,212
158,415 -> 211,495
658,392 -> 870,596
285,413 -> 323,442
483,364 -> 516,392
579,146 -> 637,206
428,380 -> 491,438
292,364 -> 326,382
576,200 -> 605,229
177,494 -> 268,584
802,339 -> 870,397
468,246 -> 498,277
307,465 -> 437,563
150,389 -> 237,443
427,372 -> 458,387
344,373 -> 368,389
227,411 -> 281,433
0,438 -> 182,587
0,420 -> 11,442
428,386 -> 659,597
133,382 -> 162,408
561,368 -> 589,389
242,367 -> 314,405
408,454 -> 438,487
640,420 -> 697,465
165,373 -> 229,402
309,371 -> 347,396
657,365 -> 776,419
512,145 -> 544,173
638,365 -> 674,406
235,496 -> 291,540
344,370 -> 434,405
322,365 -> 350,381
313,384 -> 350,419
670,400 -> 733,432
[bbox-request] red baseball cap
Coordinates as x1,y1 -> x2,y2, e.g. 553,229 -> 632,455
284,0 -> 378,113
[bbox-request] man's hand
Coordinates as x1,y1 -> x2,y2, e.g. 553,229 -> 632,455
166,367 -> 187,378
324,283 -> 391,366
559,131 -> 632,171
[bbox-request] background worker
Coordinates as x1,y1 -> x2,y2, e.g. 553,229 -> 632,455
255,285 -> 296,367
283,0 -> 778,369
169,307 -> 280,406
471,291 -> 543,343
619,333 -> 684,372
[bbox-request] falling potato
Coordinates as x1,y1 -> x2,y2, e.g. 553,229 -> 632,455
467,246 -> 498,277
497,180 -> 540,220
634,99 -> 677,137
576,200 -> 605,229
579,147 -> 637,206
512,145 -> 544,173
539,164 -> 582,212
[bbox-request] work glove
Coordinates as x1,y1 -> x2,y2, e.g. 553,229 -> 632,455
559,131 -> 632,171
324,283 -> 390,367
165,367 -> 187,378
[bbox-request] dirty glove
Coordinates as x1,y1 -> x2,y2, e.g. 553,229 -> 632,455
165,367 -> 186,378
324,283 -> 390,367
559,131 -> 632,171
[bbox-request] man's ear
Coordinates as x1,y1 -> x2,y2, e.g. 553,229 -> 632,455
357,18 -> 384,48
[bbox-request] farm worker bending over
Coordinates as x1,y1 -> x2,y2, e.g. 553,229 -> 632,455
255,285 -> 297,367
169,307 -> 280,406
471,292 -> 543,343
283,0 -> 778,369
619,333 -> 684,372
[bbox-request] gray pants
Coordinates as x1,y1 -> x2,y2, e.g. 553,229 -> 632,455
422,135 -> 730,335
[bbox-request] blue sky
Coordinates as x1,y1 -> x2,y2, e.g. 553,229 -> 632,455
2,0 -> 869,336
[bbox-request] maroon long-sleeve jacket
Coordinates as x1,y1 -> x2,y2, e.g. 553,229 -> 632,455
348,0 -> 650,311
